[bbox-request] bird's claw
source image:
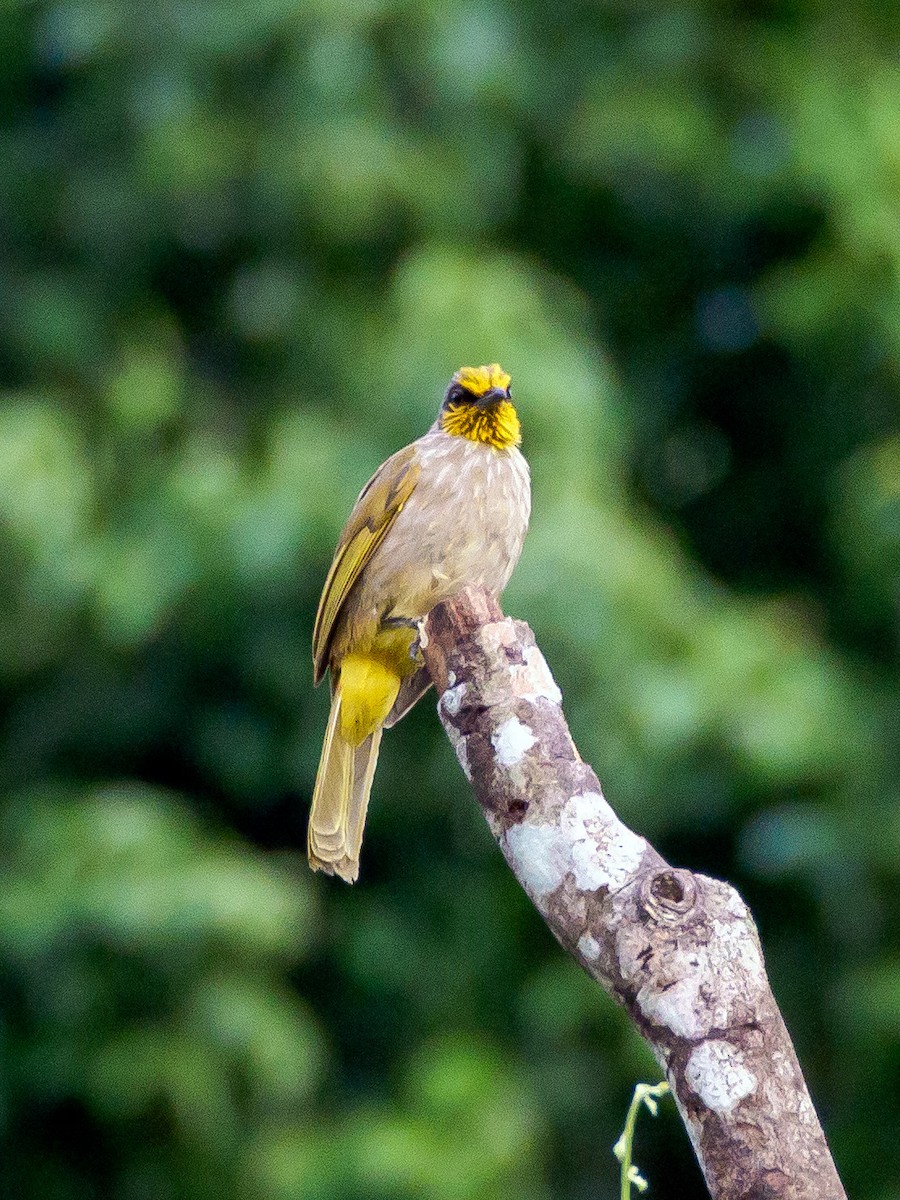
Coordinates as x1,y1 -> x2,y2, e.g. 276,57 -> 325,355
383,613 -> 427,662
408,620 -> 428,663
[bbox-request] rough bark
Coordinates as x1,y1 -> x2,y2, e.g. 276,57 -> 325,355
421,587 -> 847,1200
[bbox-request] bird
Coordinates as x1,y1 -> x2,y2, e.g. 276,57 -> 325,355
309,363 -> 531,882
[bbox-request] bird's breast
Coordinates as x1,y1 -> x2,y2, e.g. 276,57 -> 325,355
352,432 -> 531,633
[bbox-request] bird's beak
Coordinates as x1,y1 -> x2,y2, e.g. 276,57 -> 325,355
478,387 -> 509,406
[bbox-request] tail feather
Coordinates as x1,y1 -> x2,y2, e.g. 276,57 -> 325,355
308,691 -> 382,883
384,666 -> 432,728
347,728 -> 382,865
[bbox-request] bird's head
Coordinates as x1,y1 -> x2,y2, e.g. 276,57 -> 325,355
439,363 -> 520,449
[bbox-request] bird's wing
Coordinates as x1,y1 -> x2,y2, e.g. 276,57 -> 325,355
383,668 -> 432,728
312,443 -> 421,682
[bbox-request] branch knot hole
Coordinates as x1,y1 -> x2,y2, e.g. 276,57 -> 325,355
640,869 -> 697,923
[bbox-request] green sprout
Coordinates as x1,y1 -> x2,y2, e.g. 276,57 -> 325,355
612,1080 -> 671,1200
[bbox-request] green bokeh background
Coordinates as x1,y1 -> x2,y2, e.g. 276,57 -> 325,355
2,2 -> 899,1197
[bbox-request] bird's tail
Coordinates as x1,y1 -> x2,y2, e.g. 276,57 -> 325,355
308,655 -> 399,883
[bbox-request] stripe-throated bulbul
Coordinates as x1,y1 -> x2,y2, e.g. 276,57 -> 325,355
310,364 -> 530,881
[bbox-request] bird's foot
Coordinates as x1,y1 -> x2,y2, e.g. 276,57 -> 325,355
413,617 -> 429,657
383,614 -> 427,661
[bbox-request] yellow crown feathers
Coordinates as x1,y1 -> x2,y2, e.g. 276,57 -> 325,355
453,363 -> 511,397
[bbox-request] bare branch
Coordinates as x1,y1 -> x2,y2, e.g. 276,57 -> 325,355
422,587 -> 847,1200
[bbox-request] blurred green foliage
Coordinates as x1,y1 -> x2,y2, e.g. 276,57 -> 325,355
1,1 -> 898,1197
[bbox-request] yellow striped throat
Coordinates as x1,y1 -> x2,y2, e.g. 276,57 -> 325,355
438,362 -> 521,450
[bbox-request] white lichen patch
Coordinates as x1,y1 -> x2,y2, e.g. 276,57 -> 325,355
510,645 -> 563,705
563,793 -> 647,892
564,789 -> 617,827
479,621 -> 517,656
637,972 -> 707,1040
501,790 -> 646,902
578,932 -> 601,961
492,717 -> 537,767
720,886 -> 752,922
504,822 -> 568,897
711,917 -> 764,979
440,682 -> 467,716
457,740 -> 471,781
685,1040 -> 757,1112
633,909 -> 768,1040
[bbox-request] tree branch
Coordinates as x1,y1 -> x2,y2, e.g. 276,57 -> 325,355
421,587 -> 847,1200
